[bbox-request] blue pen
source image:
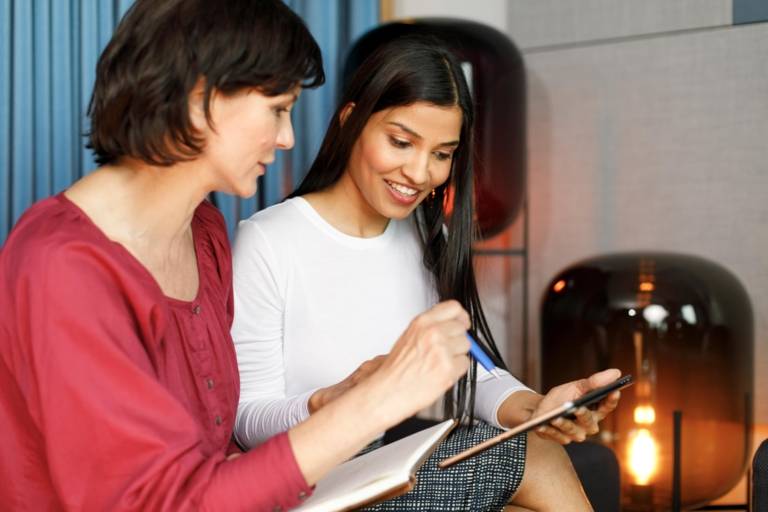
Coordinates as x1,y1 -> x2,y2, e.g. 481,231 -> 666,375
466,332 -> 503,379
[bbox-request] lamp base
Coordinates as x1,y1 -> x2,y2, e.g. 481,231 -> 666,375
624,483 -> 654,512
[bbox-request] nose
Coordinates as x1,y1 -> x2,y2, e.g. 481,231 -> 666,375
276,116 -> 295,150
401,150 -> 430,186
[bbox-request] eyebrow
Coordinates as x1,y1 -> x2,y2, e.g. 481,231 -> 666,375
387,122 -> 460,147
276,93 -> 298,105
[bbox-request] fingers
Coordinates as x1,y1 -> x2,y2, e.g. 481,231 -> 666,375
553,414 -> 588,441
572,407 -> 600,436
587,368 -> 622,389
594,390 -> 621,420
421,300 -> 470,328
536,424 -> 575,444
536,408 -> 595,444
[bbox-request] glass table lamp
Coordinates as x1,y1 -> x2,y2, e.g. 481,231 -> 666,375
541,252 -> 753,510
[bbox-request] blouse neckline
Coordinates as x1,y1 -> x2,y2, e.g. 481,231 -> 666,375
55,192 -> 206,308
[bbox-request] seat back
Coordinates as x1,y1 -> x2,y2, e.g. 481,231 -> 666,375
754,439 -> 768,511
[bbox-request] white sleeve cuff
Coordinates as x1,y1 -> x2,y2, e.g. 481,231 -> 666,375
474,367 -> 532,429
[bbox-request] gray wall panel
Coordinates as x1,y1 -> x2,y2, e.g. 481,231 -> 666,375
390,0 -> 733,49
508,0 -> 732,49
526,23 -> 768,421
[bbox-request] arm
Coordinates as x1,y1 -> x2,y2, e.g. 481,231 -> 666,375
12,247 -> 310,512
288,300 -> 473,484
231,220 -> 316,447
473,365 -> 532,428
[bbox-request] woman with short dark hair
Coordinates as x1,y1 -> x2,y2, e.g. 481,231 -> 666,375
0,2 -> 472,510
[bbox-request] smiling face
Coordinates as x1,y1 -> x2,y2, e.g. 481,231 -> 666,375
342,101 -> 462,221
194,85 -> 300,198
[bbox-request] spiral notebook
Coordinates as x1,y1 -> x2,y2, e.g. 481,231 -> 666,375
293,419 -> 456,512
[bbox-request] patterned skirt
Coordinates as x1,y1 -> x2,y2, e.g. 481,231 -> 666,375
359,421 -> 527,512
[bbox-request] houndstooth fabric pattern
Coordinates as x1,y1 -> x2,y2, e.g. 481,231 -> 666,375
359,421 -> 527,511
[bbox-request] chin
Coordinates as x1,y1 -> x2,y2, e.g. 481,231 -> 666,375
228,180 -> 258,199
382,203 -> 419,220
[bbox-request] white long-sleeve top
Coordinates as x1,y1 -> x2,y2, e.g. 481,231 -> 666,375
231,197 -> 530,448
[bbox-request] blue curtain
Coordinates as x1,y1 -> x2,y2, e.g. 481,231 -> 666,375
0,0 -> 379,244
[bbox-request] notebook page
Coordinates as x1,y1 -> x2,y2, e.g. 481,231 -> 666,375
294,420 -> 454,511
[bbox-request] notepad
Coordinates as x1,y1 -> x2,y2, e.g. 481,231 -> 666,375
293,419 -> 456,512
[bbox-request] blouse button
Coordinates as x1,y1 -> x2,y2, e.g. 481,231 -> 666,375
298,491 -> 308,500
192,304 -> 202,315
206,378 -> 215,390
215,415 -> 222,425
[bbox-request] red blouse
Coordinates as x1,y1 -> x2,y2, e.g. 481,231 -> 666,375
0,194 -> 312,511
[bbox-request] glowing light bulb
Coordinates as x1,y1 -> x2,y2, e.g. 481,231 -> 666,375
633,404 -> 656,424
627,428 -> 658,485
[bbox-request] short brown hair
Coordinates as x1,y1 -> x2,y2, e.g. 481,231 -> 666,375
87,0 -> 324,166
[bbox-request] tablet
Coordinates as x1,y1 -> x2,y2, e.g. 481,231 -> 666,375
438,374 -> 633,468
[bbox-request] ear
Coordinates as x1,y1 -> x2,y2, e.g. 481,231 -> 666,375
188,77 -> 210,133
339,102 -> 355,126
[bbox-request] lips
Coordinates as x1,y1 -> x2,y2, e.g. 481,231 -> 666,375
384,179 -> 421,205
384,179 -> 419,196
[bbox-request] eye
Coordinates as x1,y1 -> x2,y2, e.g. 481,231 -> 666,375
433,151 -> 453,162
272,106 -> 291,117
388,136 -> 411,149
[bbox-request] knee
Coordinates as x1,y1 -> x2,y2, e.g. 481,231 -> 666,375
513,432 -> 581,497
525,430 -> 574,473
510,433 -> 591,511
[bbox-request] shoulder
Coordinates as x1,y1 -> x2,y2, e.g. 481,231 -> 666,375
192,199 -> 233,288
234,199 -> 307,253
239,198 -> 306,234
2,195 -> 114,277
391,215 -> 426,249
194,199 -> 228,238
1,195 -> 158,311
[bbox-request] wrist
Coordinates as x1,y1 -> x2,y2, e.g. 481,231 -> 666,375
349,374 -> 406,432
497,390 -> 543,428
308,389 -> 324,415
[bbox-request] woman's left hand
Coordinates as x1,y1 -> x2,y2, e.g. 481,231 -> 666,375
531,368 -> 622,444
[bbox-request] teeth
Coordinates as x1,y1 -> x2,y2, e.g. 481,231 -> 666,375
386,180 -> 418,197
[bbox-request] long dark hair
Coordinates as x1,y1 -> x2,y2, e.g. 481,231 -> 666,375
290,35 -> 507,423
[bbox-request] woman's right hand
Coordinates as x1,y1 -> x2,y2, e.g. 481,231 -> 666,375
287,300 -> 471,485
364,300 -> 472,425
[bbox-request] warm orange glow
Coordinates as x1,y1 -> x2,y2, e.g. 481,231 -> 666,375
553,280 -> 566,293
627,429 -> 659,485
633,405 -> 656,425
443,185 -> 456,218
639,282 -> 655,292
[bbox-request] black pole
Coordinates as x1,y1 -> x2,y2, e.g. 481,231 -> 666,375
672,410 -> 682,512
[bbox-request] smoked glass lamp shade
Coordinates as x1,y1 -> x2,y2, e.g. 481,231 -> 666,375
541,253 -> 753,510
344,19 -> 526,238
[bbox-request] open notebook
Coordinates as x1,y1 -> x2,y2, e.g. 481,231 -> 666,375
293,419 -> 456,512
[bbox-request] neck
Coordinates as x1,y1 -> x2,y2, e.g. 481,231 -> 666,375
305,172 -> 389,238
65,157 -> 214,251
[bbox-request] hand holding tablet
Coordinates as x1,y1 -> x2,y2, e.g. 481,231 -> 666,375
439,374 -> 633,468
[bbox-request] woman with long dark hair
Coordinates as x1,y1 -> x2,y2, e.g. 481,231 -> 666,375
233,35 -> 621,510
0,4 -> 473,510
